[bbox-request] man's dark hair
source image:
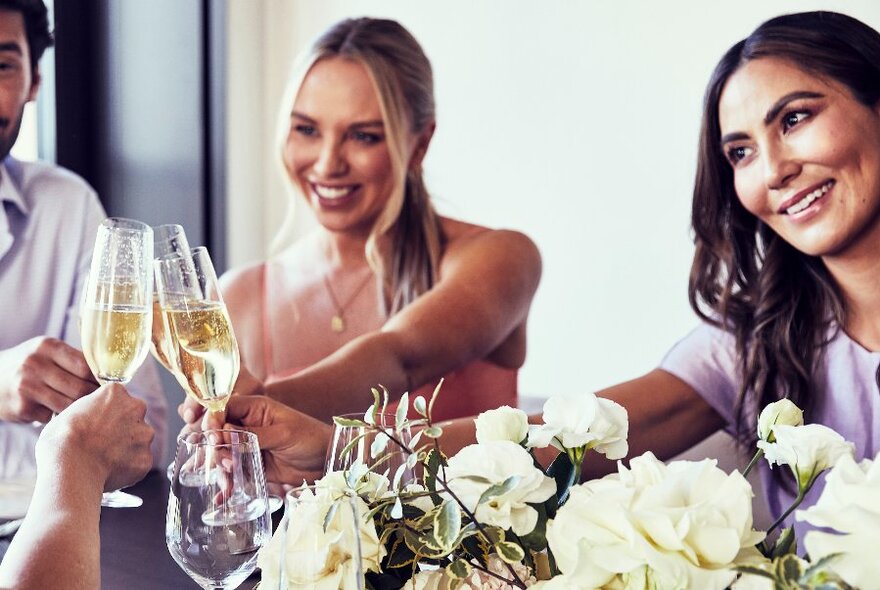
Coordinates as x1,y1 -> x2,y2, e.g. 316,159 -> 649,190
0,0 -> 52,71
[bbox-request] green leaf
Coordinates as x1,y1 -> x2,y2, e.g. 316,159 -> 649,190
390,497 -> 403,519
428,378 -> 444,420
477,475 -> 521,506
338,433 -> 368,466
333,416 -> 367,428
776,554 -> 806,582
495,540 -> 525,564
447,558 -> 472,580
396,392 -> 409,430
434,500 -> 461,550
732,565 -> 775,579
423,426 -> 443,438
517,502 -> 548,551
770,526 -> 797,559
413,395 -> 427,417
546,452 -> 576,508
423,448 -> 446,497
371,432 -> 390,459
322,501 -> 339,533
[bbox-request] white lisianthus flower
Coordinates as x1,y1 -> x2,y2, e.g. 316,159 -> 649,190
258,487 -> 385,590
527,577 -> 580,590
797,452 -> 880,589
445,441 -> 556,536
546,452 -> 764,590
527,394 -> 628,460
475,405 -> 529,445
403,557 -> 537,590
757,399 -> 803,442
757,424 -> 855,490
317,463 -> 390,502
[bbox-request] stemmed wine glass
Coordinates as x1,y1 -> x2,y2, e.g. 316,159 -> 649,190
326,412 -> 416,490
154,247 -> 240,413
150,224 -> 191,375
270,484 -> 365,589
80,217 -> 153,508
166,429 -> 271,590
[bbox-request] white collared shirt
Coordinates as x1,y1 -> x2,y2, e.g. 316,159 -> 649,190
0,156 -> 167,479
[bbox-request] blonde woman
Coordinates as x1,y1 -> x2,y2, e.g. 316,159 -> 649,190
215,18 -> 540,423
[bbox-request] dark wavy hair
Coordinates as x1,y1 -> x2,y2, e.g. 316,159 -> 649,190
0,0 -> 53,73
690,11 -> 880,445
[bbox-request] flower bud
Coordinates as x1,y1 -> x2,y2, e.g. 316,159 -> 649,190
757,399 -> 804,442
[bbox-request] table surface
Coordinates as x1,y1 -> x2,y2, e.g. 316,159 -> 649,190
99,471 -> 261,590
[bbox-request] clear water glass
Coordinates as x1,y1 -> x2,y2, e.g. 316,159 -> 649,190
166,429 -> 271,589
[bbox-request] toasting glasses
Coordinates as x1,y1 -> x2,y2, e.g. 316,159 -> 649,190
80,217 -> 153,508
166,429 -> 271,590
154,247 -> 240,414
150,224 -> 191,374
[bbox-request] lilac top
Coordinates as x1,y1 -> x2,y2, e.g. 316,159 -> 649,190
0,157 -> 167,479
660,322 -> 880,539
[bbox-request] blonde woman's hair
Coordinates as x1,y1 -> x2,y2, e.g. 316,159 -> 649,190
272,17 -> 445,316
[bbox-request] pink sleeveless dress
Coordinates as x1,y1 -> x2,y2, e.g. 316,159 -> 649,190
258,263 -> 518,421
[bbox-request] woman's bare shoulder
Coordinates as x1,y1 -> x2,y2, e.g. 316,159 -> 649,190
220,262 -> 265,296
439,217 -> 541,268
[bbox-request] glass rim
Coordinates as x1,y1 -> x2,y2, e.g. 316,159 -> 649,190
101,216 -> 152,233
176,428 -> 258,449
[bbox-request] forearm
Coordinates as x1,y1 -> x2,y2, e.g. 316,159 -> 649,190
265,331 -> 413,422
0,465 -> 104,590
585,369 -> 725,479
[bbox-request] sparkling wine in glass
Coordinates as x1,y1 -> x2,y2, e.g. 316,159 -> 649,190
150,224 -> 191,374
155,247 -> 239,414
81,217 -> 153,508
166,429 -> 271,590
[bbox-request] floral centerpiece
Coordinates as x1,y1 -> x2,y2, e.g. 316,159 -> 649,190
259,386 -> 880,590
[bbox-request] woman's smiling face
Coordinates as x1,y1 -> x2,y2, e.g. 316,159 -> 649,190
284,57 -> 396,236
719,57 -> 880,259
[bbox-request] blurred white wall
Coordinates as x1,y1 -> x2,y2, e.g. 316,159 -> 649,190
225,0 -> 880,404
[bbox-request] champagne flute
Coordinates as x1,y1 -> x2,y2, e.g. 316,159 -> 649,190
326,412 -> 416,490
154,247 -> 239,413
80,217 -> 153,508
156,247 -> 260,521
151,224 -> 191,374
166,429 -> 271,590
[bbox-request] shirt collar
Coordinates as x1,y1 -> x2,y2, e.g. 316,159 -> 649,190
0,157 -> 28,216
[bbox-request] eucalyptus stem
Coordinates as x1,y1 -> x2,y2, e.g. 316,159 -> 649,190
742,448 -> 764,479
765,489 -> 806,538
373,420 -> 528,588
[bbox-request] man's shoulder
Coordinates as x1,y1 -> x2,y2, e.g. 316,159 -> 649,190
7,157 -> 99,209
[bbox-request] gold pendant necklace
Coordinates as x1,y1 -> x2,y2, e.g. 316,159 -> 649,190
323,271 -> 374,333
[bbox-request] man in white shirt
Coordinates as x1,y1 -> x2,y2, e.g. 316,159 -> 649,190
0,0 -> 166,480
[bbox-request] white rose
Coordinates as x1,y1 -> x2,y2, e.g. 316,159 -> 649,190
475,405 -> 529,444
546,453 -> 764,590
545,480 -> 643,588
445,441 -> 556,536
798,452 -> 880,589
756,399 -> 803,442
757,424 -> 855,490
258,487 -> 385,589
317,464 -> 390,502
527,394 -> 629,460
527,576 -> 581,589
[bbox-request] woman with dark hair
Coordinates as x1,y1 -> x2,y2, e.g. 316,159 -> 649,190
612,9 -> 880,528
208,11 -> 880,540
212,18 -> 540,423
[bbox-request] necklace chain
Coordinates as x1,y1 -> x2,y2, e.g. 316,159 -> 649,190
322,270 -> 373,333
